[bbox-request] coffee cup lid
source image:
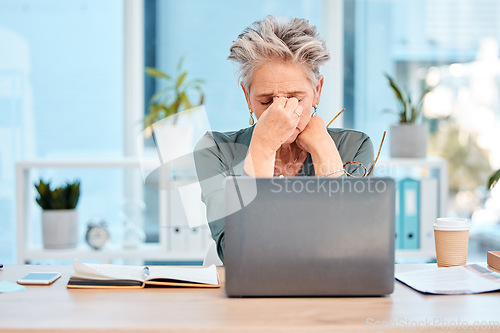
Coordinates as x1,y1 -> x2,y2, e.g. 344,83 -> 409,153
433,217 -> 471,231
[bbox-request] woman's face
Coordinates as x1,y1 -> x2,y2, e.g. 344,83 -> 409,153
242,60 -> 323,145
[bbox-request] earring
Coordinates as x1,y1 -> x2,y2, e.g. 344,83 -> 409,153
249,109 -> 255,125
311,105 -> 318,117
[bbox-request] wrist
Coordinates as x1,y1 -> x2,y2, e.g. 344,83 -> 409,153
249,139 -> 278,158
309,141 -> 344,177
309,139 -> 336,160
244,139 -> 277,177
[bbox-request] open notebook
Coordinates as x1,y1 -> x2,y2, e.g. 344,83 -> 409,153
67,260 -> 220,289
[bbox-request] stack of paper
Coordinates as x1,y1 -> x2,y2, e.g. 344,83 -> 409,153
396,264 -> 500,294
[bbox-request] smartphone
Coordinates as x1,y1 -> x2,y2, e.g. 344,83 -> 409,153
17,272 -> 61,285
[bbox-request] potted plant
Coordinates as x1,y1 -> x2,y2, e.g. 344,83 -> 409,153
144,58 -> 205,163
385,73 -> 432,158
35,179 -> 80,249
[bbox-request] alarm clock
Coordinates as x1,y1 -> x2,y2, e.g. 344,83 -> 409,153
85,219 -> 110,250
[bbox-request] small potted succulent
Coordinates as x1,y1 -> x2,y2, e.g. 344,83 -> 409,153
385,73 -> 432,158
35,179 -> 80,249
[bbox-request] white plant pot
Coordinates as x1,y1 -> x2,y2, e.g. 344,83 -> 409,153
390,124 -> 428,158
42,210 -> 79,249
151,124 -> 193,166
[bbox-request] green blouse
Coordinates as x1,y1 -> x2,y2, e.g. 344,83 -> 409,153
193,126 -> 374,263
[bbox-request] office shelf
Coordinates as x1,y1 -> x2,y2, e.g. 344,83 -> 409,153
23,244 -> 206,262
376,157 -> 448,262
16,158 -> 212,264
376,157 -> 448,217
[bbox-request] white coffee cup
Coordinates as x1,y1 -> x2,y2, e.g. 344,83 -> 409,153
433,218 -> 471,267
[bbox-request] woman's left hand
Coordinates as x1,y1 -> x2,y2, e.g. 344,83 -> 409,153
295,116 -> 334,155
296,115 -> 344,177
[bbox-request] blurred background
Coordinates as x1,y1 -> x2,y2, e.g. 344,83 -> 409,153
1,0 -> 499,265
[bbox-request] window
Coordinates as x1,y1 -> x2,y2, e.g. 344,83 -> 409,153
144,0 -> 325,132
0,0 -> 124,263
344,0 -> 500,220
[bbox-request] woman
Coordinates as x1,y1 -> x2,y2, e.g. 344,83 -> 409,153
194,16 -> 374,262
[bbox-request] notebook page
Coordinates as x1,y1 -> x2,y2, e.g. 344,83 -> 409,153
72,260 -> 144,281
147,265 -> 218,285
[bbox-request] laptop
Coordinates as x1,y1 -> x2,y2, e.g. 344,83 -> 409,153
224,177 -> 396,297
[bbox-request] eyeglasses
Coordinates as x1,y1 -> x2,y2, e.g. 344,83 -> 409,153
326,108 -> 386,178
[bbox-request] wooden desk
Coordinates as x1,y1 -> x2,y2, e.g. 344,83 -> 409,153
1,265 -> 499,332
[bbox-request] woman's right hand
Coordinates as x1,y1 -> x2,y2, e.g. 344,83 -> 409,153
251,97 -> 303,152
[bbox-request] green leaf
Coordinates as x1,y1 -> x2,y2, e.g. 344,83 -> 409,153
184,79 -> 206,89
176,72 -> 187,89
149,103 -> 165,116
488,168 -> 500,189
35,180 -> 52,209
149,87 -> 172,104
145,67 -> 171,80
385,73 -> 408,123
189,85 -> 205,93
36,197 -> 49,210
399,112 -> 407,124
410,106 -> 417,123
144,114 -> 154,129
165,104 -> 177,118
144,106 -> 166,128
52,188 -> 66,209
179,91 -> 194,110
177,55 -> 186,72
143,57 -> 206,130
66,180 -> 80,209
34,179 -> 80,210
385,73 -> 406,107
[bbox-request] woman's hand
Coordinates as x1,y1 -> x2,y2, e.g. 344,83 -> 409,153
295,116 -> 332,154
296,116 -> 344,177
252,97 -> 303,153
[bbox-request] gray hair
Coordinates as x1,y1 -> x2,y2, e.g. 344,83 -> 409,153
228,16 -> 330,91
